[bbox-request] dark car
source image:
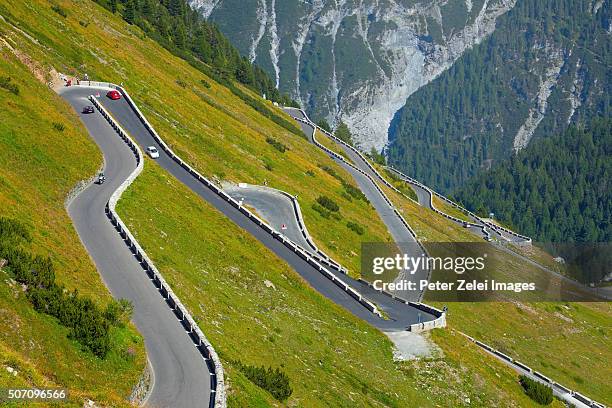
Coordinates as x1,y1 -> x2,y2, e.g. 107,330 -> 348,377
82,105 -> 95,114
106,89 -> 121,100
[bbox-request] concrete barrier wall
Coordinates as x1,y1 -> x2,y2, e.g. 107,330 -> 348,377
89,95 -> 226,408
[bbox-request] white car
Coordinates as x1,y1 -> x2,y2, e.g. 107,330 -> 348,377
146,146 -> 160,159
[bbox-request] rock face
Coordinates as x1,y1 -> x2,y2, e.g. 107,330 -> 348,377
188,0 -> 516,150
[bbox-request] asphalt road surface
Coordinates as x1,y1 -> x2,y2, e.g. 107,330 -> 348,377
61,86 -> 211,408
65,85 -> 435,331
224,184 -> 311,249
285,110 -> 428,301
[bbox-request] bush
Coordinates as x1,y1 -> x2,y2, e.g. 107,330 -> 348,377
317,118 -> 332,133
233,360 -> 292,401
335,121 -> 353,146
368,147 -> 386,165
319,165 -> 341,181
342,181 -> 367,202
200,79 -> 211,88
52,122 -> 65,132
346,221 -> 365,235
104,299 -> 134,327
312,203 -> 331,219
0,217 -> 124,358
51,4 -> 67,17
318,165 -> 368,202
0,76 -> 20,95
316,196 -> 339,212
306,169 -> 315,177
519,375 -> 553,405
263,158 -> 274,171
175,79 -> 187,88
266,137 -> 287,153
312,203 -> 341,220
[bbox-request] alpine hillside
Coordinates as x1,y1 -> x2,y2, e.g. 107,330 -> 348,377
189,0 -> 517,150
387,0 -> 610,193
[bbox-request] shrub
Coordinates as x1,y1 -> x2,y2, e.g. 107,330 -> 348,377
0,76 -> 20,95
52,122 -> 65,132
342,181 -> 367,202
306,169 -> 315,177
104,299 -> 134,327
0,217 -> 124,358
312,203 -> 331,219
334,121 -> 353,146
200,79 -> 211,88
263,158 -> 274,171
319,165 -> 341,181
175,79 -> 187,88
317,118 -> 332,133
51,4 -> 67,17
233,360 -> 292,401
519,375 -> 553,405
316,196 -> 339,212
368,147 -> 386,165
266,137 -> 287,153
0,217 -> 31,243
346,221 -> 365,235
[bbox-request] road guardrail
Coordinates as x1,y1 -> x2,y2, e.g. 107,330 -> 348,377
460,332 -> 606,408
89,94 -> 226,408
87,83 -> 386,319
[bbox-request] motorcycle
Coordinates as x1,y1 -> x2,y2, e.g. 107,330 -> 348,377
97,173 -> 106,185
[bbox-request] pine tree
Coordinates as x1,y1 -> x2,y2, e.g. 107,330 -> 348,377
124,0 -> 136,24
168,0 -> 182,16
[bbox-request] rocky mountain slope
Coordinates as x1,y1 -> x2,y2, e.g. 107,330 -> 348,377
189,0 -> 516,150
387,0 -> 610,192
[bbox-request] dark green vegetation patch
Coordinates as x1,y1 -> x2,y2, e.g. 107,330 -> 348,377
518,375 -> 553,405
233,360 -> 293,401
0,217 -> 133,358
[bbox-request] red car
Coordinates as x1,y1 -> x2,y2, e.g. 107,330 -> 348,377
106,89 -> 121,100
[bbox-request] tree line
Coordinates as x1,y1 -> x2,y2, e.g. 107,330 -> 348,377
387,0 -> 610,192
95,0 -> 300,109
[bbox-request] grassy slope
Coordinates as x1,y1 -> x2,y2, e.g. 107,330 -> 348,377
119,164 -> 543,407
0,44 -> 145,406
381,173 -> 611,403
431,195 -> 472,223
0,0 -> 392,276
1,0 -> 609,405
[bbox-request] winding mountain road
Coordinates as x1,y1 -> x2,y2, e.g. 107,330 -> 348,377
284,108 -> 429,301
224,184 -> 310,249
61,86 -> 211,408
65,85 -> 436,334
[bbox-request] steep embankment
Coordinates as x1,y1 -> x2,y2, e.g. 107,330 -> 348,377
308,118 -> 612,404
0,31 -> 145,407
2,0 -> 610,406
0,0 -> 397,278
